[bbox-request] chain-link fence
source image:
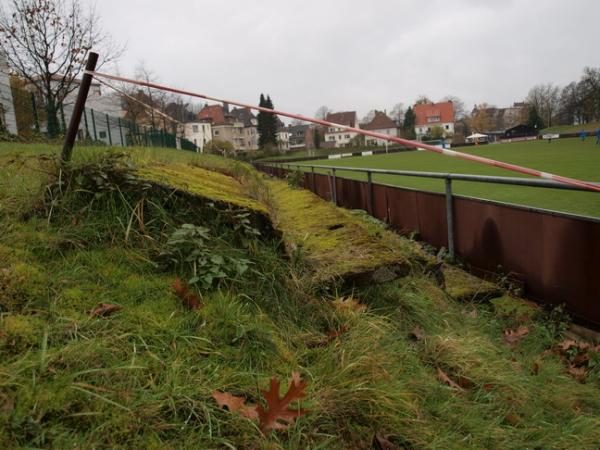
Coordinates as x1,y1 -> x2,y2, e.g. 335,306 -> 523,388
0,75 -> 198,151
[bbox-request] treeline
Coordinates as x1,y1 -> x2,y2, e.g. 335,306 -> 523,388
527,67 -> 600,128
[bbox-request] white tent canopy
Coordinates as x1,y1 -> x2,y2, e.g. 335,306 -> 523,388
466,133 -> 488,140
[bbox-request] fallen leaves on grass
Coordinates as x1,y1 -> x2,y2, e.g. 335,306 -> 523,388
543,338 -> 600,382
89,303 -> 122,318
409,326 -> 425,341
502,326 -> 529,347
172,277 -> 203,310
211,391 -> 258,420
212,372 -> 308,434
332,296 -> 365,312
437,367 -> 464,391
374,433 -> 398,449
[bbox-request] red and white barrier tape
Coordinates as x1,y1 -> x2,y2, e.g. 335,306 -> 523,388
85,70 -> 600,193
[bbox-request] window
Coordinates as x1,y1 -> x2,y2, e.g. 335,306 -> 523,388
214,130 -> 220,135
427,115 -> 440,123
445,125 -> 449,130
99,131 -> 107,139
192,125 -> 199,133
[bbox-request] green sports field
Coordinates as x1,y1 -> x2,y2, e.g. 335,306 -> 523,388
298,138 -> 600,218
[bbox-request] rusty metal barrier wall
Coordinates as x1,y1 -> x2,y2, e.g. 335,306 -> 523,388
258,165 -> 600,325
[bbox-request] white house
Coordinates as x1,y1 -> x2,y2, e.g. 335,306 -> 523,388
0,50 -> 18,134
324,111 -> 358,148
276,129 -> 291,152
360,111 -> 399,146
414,101 -> 455,140
183,120 -> 212,152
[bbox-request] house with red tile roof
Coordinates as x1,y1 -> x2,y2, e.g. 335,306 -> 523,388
324,111 -> 359,148
360,110 -> 399,146
194,103 -> 259,151
414,101 -> 455,139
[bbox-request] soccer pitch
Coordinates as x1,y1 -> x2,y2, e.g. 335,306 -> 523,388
300,138 -> 600,218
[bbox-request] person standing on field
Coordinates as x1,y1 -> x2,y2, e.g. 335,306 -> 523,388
580,130 -> 586,141
596,128 -> 600,145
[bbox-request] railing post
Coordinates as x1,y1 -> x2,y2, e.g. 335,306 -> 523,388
445,177 -> 455,261
367,171 -> 373,214
91,109 -> 97,141
118,118 -> 124,146
106,114 -> 112,146
332,168 -> 337,205
311,166 -> 315,192
61,52 -> 98,163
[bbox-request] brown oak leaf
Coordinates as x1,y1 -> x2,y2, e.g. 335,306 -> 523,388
567,365 -> 588,382
172,278 -> 203,310
374,433 -> 398,449
212,391 -> 258,420
503,326 -> 529,346
409,326 -> 425,341
256,371 -> 308,433
90,303 -> 122,318
326,325 -> 350,341
437,367 -> 463,390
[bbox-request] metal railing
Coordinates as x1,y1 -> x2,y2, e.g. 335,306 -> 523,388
259,161 -> 600,260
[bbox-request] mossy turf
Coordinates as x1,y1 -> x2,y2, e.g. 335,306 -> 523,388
137,163 -> 268,214
266,178 -> 425,283
1,143 -> 599,449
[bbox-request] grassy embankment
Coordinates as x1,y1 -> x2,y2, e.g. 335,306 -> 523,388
0,142 -> 599,449
295,138 -> 600,217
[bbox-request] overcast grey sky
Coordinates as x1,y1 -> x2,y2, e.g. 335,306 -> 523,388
86,0 -> 599,118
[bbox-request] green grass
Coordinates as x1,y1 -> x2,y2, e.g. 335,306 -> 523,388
0,142 -> 599,448
541,121 -> 600,134
297,138 -> 600,217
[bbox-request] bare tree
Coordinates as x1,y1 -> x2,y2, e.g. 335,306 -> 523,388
390,102 -> 404,124
527,83 -> 560,128
414,95 -> 432,105
442,95 -> 466,120
315,105 -> 332,120
360,109 -> 376,124
0,0 -> 122,137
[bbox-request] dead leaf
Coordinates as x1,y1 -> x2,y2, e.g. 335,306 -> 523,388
409,326 -> 425,341
256,372 -> 308,433
482,383 -> 495,392
89,303 -> 122,318
172,278 -> 203,310
572,353 -> 590,367
212,391 -> 258,420
532,361 -> 540,375
567,365 -> 588,382
437,367 -> 463,391
503,326 -> 529,346
504,412 -> 520,426
467,309 -> 478,319
326,325 -> 349,341
332,296 -> 365,311
374,433 -> 398,449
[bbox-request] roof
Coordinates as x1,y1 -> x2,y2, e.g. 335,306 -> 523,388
197,104 -> 226,124
230,107 -> 257,127
326,111 -> 357,127
361,111 -> 397,130
414,101 -> 454,126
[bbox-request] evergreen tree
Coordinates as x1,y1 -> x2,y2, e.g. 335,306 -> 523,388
403,106 -> 416,139
257,94 -> 278,148
314,128 -> 321,149
527,106 -> 544,132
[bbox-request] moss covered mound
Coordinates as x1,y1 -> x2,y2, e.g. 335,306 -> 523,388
137,163 -> 267,214
266,179 -> 427,283
443,266 -> 502,302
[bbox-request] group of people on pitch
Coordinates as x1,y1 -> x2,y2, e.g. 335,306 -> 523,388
579,128 -> 600,144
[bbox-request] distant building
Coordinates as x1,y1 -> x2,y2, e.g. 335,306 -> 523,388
324,111 -> 358,147
287,124 -> 314,150
196,103 -> 258,151
0,51 -> 18,134
470,102 -> 528,133
360,111 -> 399,146
183,120 -> 212,152
276,127 -> 291,152
414,101 -> 455,139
